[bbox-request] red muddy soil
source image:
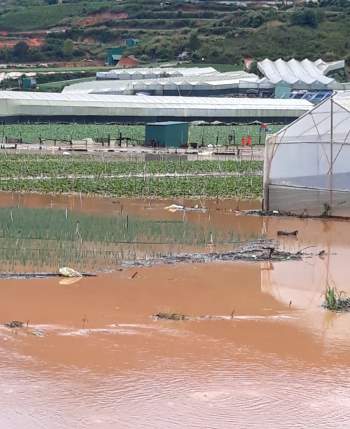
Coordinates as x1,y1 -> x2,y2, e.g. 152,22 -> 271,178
77,12 -> 129,27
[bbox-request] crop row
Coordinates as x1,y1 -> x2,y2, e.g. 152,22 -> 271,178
0,176 -> 262,198
0,157 -> 263,178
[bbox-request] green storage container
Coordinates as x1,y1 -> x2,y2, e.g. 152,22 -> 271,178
21,77 -> 36,90
145,122 -> 189,148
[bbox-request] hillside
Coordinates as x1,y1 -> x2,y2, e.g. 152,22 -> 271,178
0,0 -> 349,66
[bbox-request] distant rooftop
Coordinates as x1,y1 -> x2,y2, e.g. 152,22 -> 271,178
257,58 -> 345,88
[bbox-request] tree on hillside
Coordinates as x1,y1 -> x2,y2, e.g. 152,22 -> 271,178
291,9 -> 320,28
188,32 -> 200,51
63,39 -> 74,58
12,42 -> 29,61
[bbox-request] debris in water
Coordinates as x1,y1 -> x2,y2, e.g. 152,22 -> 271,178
59,267 -> 82,278
31,329 -> 45,337
165,204 -> 184,212
241,209 -> 349,220
130,271 -> 138,279
153,313 -> 293,322
165,204 -> 207,213
277,230 -> 298,237
123,240 -> 303,268
0,272 -> 96,280
4,320 -> 24,329
318,250 -> 326,258
154,312 -> 188,321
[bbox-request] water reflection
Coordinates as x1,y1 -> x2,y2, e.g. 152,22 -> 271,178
261,215 -> 350,346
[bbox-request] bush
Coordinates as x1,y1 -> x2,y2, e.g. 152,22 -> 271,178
290,9 -> 320,28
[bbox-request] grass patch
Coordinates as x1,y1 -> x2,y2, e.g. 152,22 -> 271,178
323,286 -> 350,312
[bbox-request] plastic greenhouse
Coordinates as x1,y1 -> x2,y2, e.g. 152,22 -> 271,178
0,91 -> 311,123
264,92 -> 350,216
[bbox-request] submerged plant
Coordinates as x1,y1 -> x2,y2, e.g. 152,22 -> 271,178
324,286 -> 337,310
323,286 -> 350,311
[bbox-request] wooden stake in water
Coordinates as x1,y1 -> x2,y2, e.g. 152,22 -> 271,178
81,315 -> 88,329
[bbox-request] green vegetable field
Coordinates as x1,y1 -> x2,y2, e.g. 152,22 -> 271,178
0,176 -> 262,198
0,155 -> 262,177
0,123 -> 283,146
0,155 -> 263,198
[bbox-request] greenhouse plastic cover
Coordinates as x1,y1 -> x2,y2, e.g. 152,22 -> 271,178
0,91 -> 312,119
258,58 -> 345,89
96,67 -> 218,80
63,71 -> 263,94
265,91 -> 350,191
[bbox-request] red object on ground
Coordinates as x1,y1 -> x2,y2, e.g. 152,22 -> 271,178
117,55 -> 139,69
241,136 -> 252,146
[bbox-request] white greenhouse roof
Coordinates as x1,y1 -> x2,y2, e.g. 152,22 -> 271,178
63,71 -> 263,95
258,58 -> 345,89
0,91 -> 312,120
96,67 -> 218,80
79,60 -> 350,95
271,91 -> 350,145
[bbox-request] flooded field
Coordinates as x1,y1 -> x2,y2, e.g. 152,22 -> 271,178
0,193 -> 350,428
0,193 -> 261,272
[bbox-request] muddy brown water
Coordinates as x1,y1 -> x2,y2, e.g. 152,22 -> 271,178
0,193 -> 350,428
